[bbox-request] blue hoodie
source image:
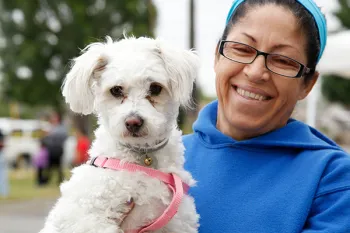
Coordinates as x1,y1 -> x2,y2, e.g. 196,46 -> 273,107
183,101 -> 350,233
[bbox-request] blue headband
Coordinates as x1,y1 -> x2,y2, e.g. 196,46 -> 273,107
226,0 -> 327,62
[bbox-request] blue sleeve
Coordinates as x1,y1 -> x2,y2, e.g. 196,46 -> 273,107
302,189 -> 350,232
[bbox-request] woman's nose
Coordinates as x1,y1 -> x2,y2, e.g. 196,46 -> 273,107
243,55 -> 270,83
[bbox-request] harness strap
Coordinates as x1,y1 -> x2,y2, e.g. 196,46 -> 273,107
90,156 -> 189,233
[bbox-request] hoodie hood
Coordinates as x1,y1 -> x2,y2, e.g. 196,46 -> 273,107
193,100 -> 341,151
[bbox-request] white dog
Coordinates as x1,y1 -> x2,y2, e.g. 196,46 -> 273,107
39,36 -> 200,233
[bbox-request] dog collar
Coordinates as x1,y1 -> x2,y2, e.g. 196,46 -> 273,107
118,138 -> 169,167
89,156 -> 190,233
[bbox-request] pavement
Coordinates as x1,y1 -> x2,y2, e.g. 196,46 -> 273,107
0,198 -> 56,233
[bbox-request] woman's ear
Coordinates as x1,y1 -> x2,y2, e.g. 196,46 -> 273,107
298,71 -> 319,100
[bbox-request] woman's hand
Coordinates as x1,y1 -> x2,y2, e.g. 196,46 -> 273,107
119,198 -> 135,225
108,198 -> 135,226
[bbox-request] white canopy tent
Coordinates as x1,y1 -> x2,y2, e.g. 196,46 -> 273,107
318,30 -> 350,77
306,30 -> 350,127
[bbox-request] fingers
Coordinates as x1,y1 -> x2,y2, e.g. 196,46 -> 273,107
120,197 -> 135,223
108,197 -> 135,226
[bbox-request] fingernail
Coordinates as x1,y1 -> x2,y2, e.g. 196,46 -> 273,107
127,197 -> 134,205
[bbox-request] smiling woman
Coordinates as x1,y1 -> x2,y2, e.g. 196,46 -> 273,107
182,0 -> 350,233
215,3 -> 317,141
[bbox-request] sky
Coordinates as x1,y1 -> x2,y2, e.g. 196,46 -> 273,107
153,0 -> 342,97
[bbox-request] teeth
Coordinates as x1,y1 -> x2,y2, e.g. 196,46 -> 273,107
236,87 -> 268,101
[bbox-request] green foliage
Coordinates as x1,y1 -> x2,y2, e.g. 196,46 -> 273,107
322,74 -> 350,106
0,0 -> 157,109
321,0 -> 350,106
335,0 -> 350,29
0,103 -> 10,117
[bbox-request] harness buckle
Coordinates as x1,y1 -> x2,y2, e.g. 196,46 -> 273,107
90,157 -> 98,167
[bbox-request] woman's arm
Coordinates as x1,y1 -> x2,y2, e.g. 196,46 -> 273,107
302,189 -> 350,232
302,152 -> 350,232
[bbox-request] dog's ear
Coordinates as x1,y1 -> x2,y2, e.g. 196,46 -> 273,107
155,40 -> 200,107
62,43 -> 108,115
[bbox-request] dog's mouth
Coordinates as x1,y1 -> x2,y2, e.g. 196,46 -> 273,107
131,133 -> 142,138
123,131 -> 148,138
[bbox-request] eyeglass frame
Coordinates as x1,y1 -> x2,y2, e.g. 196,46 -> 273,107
218,40 -> 312,78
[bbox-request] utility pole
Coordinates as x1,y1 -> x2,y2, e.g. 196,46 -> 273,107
178,0 -> 199,131
189,0 -> 195,49
189,0 -> 199,116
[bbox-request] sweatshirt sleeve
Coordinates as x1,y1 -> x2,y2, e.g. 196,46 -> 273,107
302,151 -> 350,232
302,189 -> 350,232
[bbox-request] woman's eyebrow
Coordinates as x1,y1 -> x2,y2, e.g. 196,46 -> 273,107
271,43 -> 301,54
241,32 -> 302,54
242,32 -> 256,43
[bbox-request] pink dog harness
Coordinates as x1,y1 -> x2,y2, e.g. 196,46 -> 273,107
89,156 -> 190,233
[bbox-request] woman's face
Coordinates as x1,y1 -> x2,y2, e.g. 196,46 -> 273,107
215,4 -> 318,140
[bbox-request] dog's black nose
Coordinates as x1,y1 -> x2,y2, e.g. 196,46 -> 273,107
125,116 -> 144,133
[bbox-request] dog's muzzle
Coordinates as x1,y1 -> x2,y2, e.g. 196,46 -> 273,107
125,115 -> 144,133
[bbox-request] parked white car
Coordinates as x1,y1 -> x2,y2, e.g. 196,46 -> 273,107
0,118 -> 76,168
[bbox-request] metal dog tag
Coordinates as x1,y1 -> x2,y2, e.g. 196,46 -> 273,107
142,154 -> 158,168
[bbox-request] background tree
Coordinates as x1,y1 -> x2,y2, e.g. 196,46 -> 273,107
322,74 -> 350,107
322,0 -> 350,107
0,0 -> 157,110
334,0 -> 350,28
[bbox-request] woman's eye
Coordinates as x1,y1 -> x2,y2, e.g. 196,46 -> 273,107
276,58 -> 289,64
110,86 -> 123,98
274,57 -> 299,69
149,83 -> 162,96
234,48 -> 249,53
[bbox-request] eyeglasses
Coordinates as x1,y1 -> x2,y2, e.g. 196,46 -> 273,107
219,40 -> 311,78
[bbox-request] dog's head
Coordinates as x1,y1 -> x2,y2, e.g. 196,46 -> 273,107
62,36 -> 199,146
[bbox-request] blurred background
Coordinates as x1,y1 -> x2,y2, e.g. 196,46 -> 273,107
0,0 -> 349,232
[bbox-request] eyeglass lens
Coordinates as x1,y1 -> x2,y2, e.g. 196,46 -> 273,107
222,41 -> 301,77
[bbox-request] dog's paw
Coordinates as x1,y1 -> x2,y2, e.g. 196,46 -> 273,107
106,198 -> 135,226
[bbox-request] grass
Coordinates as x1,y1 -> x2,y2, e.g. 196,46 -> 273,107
0,168 -> 71,204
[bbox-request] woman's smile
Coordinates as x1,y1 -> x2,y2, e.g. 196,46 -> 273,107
230,84 -> 274,113
233,85 -> 272,101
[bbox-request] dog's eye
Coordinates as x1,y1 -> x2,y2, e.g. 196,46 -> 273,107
149,83 -> 162,96
110,86 -> 123,98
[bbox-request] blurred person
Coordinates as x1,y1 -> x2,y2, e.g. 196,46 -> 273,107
73,127 -> 90,166
0,129 -> 9,197
33,138 -> 49,186
44,111 -> 68,185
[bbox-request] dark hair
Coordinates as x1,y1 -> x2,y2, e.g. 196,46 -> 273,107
51,110 -> 63,124
40,138 -> 47,147
0,130 -> 4,150
221,0 -> 323,83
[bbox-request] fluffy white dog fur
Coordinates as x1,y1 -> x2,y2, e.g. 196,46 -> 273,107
39,36 -> 200,233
